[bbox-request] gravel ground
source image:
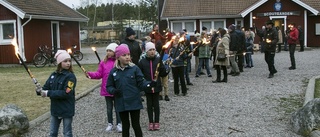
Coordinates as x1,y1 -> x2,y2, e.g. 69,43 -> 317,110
23,47 -> 320,137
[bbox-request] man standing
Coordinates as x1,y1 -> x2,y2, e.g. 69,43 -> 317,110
149,24 -> 166,53
228,24 -> 240,76
288,23 -> 299,70
121,27 -> 142,65
263,20 -> 278,78
235,24 -> 246,72
298,25 -> 304,52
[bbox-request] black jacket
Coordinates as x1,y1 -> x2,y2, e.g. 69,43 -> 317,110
263,27 -> 278,52
121,38 -> 142,65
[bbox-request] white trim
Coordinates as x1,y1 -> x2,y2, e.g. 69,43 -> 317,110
304,10 -> 307,47
200,19 -> 226,33
292,0 -> 319,15
51,21 -> 60,50
250,12 -> 253,27
269,16 -> 287,31
0,0 -> 25,18
170,20 -> 196,35
240,0 -> 268,17
0,20 -> 16,45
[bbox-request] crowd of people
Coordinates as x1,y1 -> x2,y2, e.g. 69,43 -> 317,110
35,20 -> 304,137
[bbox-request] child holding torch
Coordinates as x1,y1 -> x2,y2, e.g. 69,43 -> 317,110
107,44 -> 157,137
38,50 -> 77,137
86,43 -> 122,133
138,42 -> 168,131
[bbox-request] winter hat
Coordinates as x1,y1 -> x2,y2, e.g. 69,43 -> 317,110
115,44 -> 130,58
106,43 -> 118,52
228,24 -> 235,31
145,42 -> 155,51
126,27 -> 136,37
55,50 -> 71,64
265,20 -> 274,25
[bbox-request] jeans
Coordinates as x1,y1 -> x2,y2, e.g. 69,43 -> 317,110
245,53 -> 253,67
184,64 -> 191,83
196,58 -> 211,76
284,41 -> 288,51
264,51 -> 277,74
289,44 -> 296,68
50,116 -> 73,137
105,97 -> 121,124
119,110 -> 142,137
186,57 -> 191,73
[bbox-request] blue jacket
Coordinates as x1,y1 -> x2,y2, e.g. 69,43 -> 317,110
43,69 -> 77,118
107,62 -> 150,112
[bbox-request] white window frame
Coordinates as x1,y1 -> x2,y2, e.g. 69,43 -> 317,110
200,19 -> 226,33
0,20 -> 16,45
269,16 -> 287,31
170,20 -> 196,35
235,19 -> 244,27
315,23 -> 320,35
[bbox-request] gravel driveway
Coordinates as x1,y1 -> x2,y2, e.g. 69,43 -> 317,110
23,47 -> 320,137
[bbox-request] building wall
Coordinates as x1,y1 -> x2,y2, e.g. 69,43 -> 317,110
60,21 -> 80,50
0,4 -> 19,64
306,16 -> 320,47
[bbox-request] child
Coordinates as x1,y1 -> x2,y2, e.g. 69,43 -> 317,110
39,50 -> 77,137
138,42 -> 167,131
86,43 -> 122,132
107,44 -> 156,137
169,36 -> 188,96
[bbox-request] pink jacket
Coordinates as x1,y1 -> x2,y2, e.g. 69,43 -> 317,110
87,58 -> 116,97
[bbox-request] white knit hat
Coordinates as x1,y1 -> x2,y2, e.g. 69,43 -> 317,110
145,42 -> 155,51
55,50 -> 71,64
106,43 -> 118,52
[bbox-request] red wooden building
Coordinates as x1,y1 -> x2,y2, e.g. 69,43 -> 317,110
0,0 -> 88,64
159,0 -> 320,47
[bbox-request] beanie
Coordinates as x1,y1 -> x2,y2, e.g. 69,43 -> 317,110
228,24 -> 235,31
106,43 -> 118,52
126,27 -> 136,37
55,50 -> 71,64
145,42 -> 155,52
115,44 -> 130,58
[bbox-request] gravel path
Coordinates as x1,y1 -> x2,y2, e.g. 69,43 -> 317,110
23,47 -> 320,137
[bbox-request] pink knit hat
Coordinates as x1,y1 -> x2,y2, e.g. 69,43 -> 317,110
55,50 -> 71,64
115,44 -> 130,58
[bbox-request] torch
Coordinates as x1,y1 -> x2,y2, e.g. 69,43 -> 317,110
153,40 -> 172,82
91,47 -> 101,63
67,49 -> 90,78
11,38 -> 41,95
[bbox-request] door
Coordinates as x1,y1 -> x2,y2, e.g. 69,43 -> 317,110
51,21 -> 60,53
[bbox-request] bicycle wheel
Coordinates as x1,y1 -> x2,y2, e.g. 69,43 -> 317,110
33,53 -> 46,68
73,51 -> 83,61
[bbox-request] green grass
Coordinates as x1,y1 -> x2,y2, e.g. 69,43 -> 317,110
315,79 -> 320,98
0,64 -> 101,121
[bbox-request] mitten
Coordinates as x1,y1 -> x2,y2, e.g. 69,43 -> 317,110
41,90 -> 48,97
35,83 -> 42,96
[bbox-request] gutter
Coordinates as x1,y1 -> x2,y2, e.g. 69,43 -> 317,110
25,14 -> 89,22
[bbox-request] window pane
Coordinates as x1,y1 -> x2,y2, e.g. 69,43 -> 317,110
185,22 -> 194,33
2,23 -> 14,39
172,22 -> 182,34
202,21 -> 211,31
214,21 -> 224,30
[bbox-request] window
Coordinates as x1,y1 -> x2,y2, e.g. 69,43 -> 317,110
0,20 -> 16,45
171,21 -> 196,35
200,20 -> 226,33
316,23 -> 320,35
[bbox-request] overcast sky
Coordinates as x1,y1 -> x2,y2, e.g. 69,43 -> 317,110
59,0 -> 141,9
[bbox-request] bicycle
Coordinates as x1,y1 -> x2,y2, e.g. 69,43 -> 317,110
33,45 -> 57,68
60,45 -> 83,61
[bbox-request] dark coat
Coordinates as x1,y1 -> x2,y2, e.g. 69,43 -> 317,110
107,64 -> 149,112
229,31 -> 238,51
121,38 -> 142,65
43,69 -> 77,118
169,44 -> 187,67
263,27 -> 278,52
138,55 -> 167,93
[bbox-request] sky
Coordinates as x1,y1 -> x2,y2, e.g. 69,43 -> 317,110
59,0 -> 141,9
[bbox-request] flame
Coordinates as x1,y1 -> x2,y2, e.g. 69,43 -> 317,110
152,31 -> 155,34
266,39 -> 271,43
190,42 -> 195,45
179,37 -> 184,43
11,38 -> 19,57
91,47 -> 96,51
67,49 -> 72,54
202,38 -> 210,44
162,41 -> 171,49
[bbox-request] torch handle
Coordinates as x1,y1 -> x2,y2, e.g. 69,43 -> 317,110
94,51 -> 101,63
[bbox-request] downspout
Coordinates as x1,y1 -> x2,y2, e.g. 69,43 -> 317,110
304,10 -> 307,47
250,12 -> 253,27
19,15 -> 32,61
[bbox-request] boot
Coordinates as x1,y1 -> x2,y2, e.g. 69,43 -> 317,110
221,68 -> 228,82
212,67 -> 221,83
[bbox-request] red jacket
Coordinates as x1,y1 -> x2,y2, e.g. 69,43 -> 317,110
287,27 -> 299,44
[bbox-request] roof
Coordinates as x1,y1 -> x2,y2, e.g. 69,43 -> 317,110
161,0 -> 320,20
0,0 -> 89,22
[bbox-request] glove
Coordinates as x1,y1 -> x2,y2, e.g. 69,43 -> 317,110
113,89 -> 122,97
41,90 -> 48,97
149,81 -> 157,88
35,83 -> 42,96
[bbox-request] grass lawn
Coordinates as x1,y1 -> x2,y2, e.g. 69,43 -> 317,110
315,79 -> 320,98
0,64 -> 101,121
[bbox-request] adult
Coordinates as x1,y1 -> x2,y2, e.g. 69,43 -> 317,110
121,27 -> 142,65
263,20 -> 278,78
287,23 -> 299,70
235,24 -> 246,72
227,24 -> 240,76
298,25 -> 304,52
276,26 -> 283,53
149,24 -> 166,53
